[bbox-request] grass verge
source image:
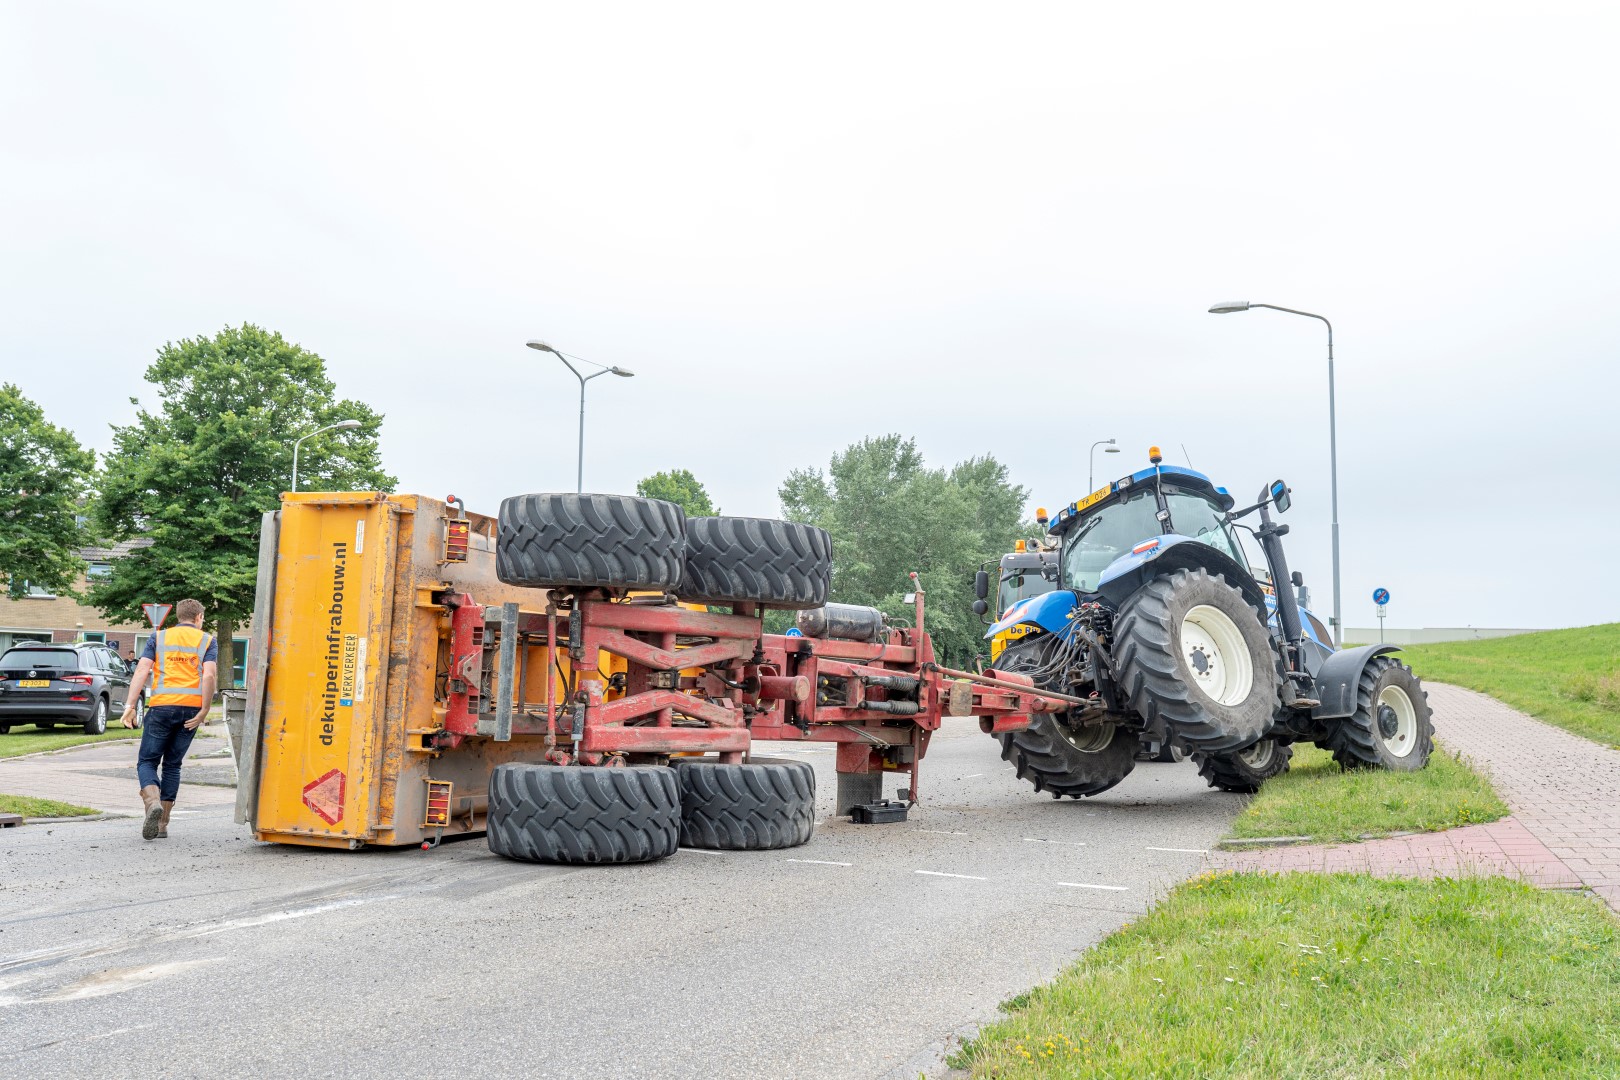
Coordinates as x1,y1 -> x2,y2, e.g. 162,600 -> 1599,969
0,726 -> 142,759
1399,623 -> 1620,749
0,793 -> 98,817
952,871 -> 1620,1079
1227,742 -> 1507,844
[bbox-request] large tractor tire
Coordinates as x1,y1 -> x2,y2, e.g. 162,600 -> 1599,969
496,493 -> 685,592
995,635 -> 1138,798
1325,657 -> 1434,771
679,516 -> 832,609
1193,738 -> 1293,793
1113,568 -> 1281,753
674,756 -> 816,850
487,763 -> 681,864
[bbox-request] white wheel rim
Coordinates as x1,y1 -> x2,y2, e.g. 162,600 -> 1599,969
1377,685 -> 1419,758
1057,720 -> 1117,754
1237,740 -> 1274,769
1180,604 -> 1254,706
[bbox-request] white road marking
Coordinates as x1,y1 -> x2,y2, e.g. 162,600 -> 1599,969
962,773 -> 985,778
177,897 -> 391,939
676,848 -> 725,856
1058,881 -> 1128,891
918,829 -> 968,837
1145,846 -> 1208,854
915,870 -> 987,881
1023,837 -> 1086,846
785,859 -> 852,867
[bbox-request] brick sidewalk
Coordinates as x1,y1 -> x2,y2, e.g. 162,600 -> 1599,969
1219,682 -> 1620,913
0,730 -> 237,815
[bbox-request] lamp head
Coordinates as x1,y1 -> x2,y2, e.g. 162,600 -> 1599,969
526,340 -> 559,354
333,419 -> 362,431
1208,301 -> 1251,314
1104,446 -> 1120,454
609,366 -> 635,378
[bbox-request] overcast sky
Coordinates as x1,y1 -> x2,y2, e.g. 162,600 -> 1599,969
3,2 -> 1616,631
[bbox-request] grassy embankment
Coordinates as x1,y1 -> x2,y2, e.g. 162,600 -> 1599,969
0,726 -> 142,760
1228,743 -> 1507,843
1398,623 -> 1620,749
0,793 -> 97,817
952,871 -> 1620,1078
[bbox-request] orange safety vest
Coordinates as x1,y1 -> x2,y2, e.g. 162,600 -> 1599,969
150,626 -> 215,707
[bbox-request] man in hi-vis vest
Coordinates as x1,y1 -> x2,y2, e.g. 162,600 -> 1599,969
120,598 -> 218,839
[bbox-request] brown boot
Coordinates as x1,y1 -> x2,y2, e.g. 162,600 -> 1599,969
140,785 -> 163,840
158,801 -> 174,839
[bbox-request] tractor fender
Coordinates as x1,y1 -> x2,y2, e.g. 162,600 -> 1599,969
1310,644 -> 1401,719
984,589 -> 1077,640
1095,536 -> 1269,617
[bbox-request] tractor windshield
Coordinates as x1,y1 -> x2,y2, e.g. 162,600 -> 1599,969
1061,486 -> 1243,593
997,565 -> 1055,614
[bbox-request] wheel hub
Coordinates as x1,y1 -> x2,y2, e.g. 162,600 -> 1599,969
1189,648 -> 1210,674
1377,703 -> 1400,739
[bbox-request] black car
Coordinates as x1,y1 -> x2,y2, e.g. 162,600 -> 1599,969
0,643 -> 135,735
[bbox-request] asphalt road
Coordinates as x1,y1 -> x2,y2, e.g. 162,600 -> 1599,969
0,720 -> 1240,1079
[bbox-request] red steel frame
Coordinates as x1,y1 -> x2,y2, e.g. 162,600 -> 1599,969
445,579 -> 1072,805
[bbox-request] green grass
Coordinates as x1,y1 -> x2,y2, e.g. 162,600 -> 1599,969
1398,624 -> 1620,749
1227,742 -> 1508,844
0,725 -> 143,759
0,793 -> 98,817
952,872 -> 1620,1079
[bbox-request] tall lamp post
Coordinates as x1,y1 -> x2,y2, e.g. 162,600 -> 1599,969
291,419 -> 362,493
1207,301 -> 1340,646
527,340 -> 635,494
1088,438 -> 1121,491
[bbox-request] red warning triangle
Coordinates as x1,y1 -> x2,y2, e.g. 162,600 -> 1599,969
301,769 -> 346,825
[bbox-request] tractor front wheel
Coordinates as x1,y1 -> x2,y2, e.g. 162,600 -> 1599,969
1194,738 -> 1293,792
995,635 -> 1137,798
1326,658 -> 1434,771
1113,568 -> 1281,753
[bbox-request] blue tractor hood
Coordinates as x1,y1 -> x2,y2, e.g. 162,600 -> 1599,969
986,589 -> 1079,639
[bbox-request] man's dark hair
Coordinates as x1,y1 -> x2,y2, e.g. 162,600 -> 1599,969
175,598 -> 204,623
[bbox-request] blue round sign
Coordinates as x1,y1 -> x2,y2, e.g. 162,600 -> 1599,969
1372,587 -> 1390,605
784,627 -> 803,638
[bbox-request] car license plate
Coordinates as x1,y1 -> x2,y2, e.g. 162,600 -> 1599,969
18,679 -> 50,688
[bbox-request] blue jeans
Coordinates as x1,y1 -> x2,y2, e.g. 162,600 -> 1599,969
137,705 -> 200,801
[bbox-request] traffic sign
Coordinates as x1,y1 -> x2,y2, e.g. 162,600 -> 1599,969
1376,604 -> 1388,617
1372,587 -> 1390,605
142,603 -> 172,629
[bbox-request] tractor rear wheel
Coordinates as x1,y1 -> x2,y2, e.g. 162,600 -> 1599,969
487,763 -> 681,864
1193,738 -> 1293,792
496,493 -> 686,592
679,516 -> 832,609
674,756 -> 816,850
1326,657 -> 1433,771
995,635 -> 1137,798
1113,568 -> 1281,753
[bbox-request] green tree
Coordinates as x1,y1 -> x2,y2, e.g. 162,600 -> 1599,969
636,468 -> 717,517
0,384 -> 95,599
91,325 -> 395,682
778,435 -> 1027,665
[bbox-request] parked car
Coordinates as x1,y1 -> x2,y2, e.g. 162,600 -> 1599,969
0,643 -> 135,735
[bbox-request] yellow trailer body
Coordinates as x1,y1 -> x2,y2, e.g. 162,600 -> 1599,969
238,492 -> 559,849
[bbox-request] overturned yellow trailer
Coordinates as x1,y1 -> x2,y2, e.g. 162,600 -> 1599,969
234,492 -> 562,849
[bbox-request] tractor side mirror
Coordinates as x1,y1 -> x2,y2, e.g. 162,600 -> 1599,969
972,598 -> 989,616
973,570 -> 989,600
1041,564 -> 1059,582
1291,571 -> 1303,588
1269,480 -> 1291,514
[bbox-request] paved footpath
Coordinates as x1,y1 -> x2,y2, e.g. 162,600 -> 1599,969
1222,683 -> 1620,912
0,730 -> 238,814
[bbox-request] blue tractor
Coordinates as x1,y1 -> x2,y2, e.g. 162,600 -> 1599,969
971,449 -> 1433,797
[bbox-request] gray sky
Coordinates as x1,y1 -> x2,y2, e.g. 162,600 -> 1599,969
3,2 -> 1616,631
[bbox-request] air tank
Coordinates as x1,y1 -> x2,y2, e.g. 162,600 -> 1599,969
794,603 -> 888,643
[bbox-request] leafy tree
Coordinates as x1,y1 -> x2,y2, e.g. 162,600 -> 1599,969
636,468 -> 717,517
0,383 -> 95,599
779,435 -> 1027,665
91,325 -> 395,682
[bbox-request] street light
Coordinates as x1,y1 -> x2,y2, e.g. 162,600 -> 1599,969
290,419 -> 362,493
1088,439 -> 1121,491
1207,300 -> 1341,646
527,340 -> 635,494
